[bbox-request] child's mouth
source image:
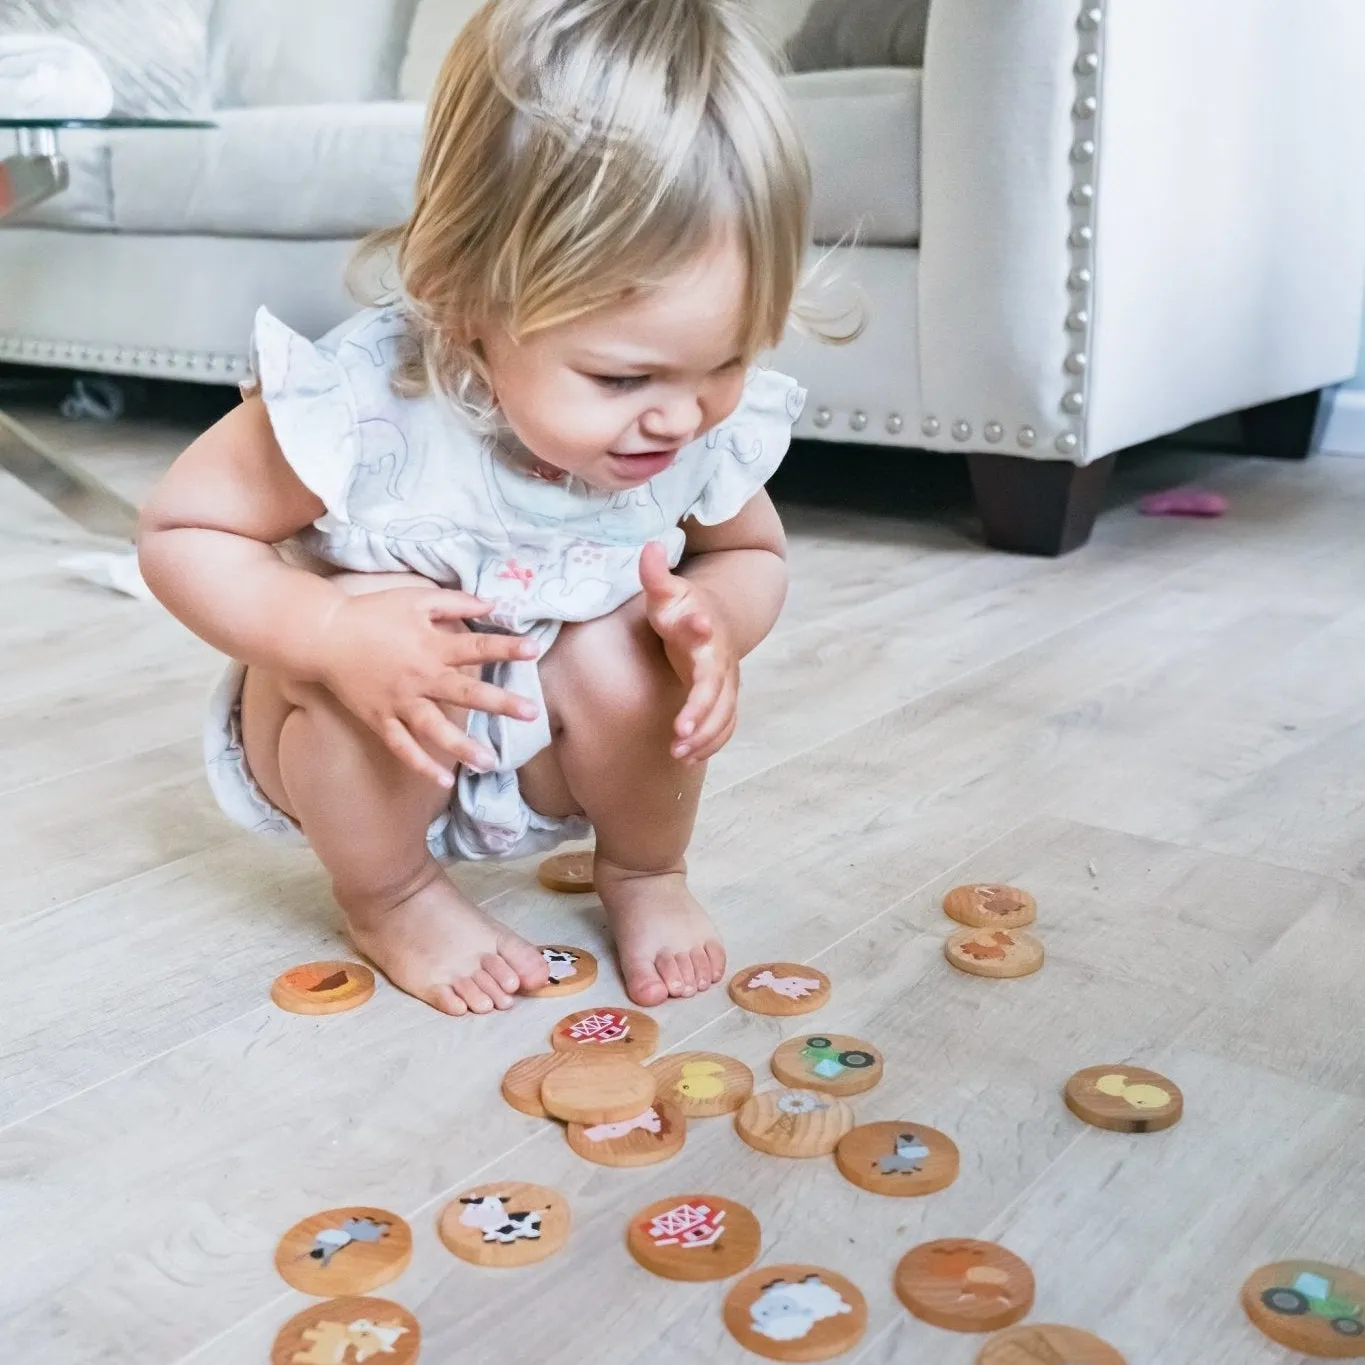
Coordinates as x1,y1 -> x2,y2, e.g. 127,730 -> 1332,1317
608,448 -> 679,480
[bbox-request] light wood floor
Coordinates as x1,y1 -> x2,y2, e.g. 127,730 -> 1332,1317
2,410 -> 1362,1365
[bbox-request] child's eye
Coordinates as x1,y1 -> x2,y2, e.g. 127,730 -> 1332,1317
591,374 -> 649,392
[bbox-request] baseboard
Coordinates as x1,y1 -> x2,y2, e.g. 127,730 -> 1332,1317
1318,387 -> 1365,457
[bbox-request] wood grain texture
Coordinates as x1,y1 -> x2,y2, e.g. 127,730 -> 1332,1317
770,1033 -> 883,1097
723,1264 -> 868,1361
540,1055 -> 656,1125
735,1089 -> 855,1158
273,1207 -> 411,1297
437,1182 -> 570,1267
5,430 -> 1365,1364
626,1194 -> 761,1282
648,1051 -> 754,1117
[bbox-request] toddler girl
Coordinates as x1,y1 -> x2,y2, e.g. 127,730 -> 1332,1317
139,0 -> 828,1016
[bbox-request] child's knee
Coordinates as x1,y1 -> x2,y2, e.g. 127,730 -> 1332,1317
550,609 -> 681,731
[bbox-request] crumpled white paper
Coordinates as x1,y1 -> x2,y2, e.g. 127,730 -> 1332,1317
59,549 -> 153,601
0,34 -> 114,121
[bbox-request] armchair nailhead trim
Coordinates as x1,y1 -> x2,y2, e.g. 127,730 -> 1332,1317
812,406 -> 833,428
951,420 -> 972,441
849,410 -> 869,432
921,417 -> 941,438
984,422 -> 1004,443
886,413 -> 905,435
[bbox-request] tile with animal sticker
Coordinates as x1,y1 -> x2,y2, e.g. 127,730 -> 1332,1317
566,1098 -> 686,1167
723,1264 -> 868,1361
627,1193 -> 761,1282
271,961 -> 376,1016
522,945 -> 599,999
537,849 -> 595,893
274,1206 -> 412,1297
977,1323 -> 1128,1365
835,1121 -> 959,1197
438,1182 -> 570,1268
735,1088 -> 855,1158
1065,1064 -> 1183,1133
896,1239 -> 1035,1333
648,1051 -> 754,1117
944,927 -> 1044,979
549,1005 -> 659,1061
270,1295 -> 420,1365
770,1033 -> 883,1097
1241,1260 -> 1365,1357
728,962 -> 831,1016
943,883 -> 1037,930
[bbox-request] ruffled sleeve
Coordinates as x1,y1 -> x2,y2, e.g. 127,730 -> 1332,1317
249,306 -> 361,525
684,366 -> 807,525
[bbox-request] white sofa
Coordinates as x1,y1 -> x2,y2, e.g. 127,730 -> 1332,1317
4,0 -> 1365,553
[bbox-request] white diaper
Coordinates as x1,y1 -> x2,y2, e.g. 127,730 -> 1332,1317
204,629 -> 590,862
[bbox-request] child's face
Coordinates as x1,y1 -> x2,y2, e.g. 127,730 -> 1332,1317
481,230 -> 752,491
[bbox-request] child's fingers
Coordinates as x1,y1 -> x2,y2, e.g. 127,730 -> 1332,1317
404,699 -> 498,773
680,703 -> 737,765
381,715 -> 459,788
638,540 -> 677,599
673,661 -> 723,746
442,632 -> 541,668
423,589 -> 494,622
434,674 -> 539,723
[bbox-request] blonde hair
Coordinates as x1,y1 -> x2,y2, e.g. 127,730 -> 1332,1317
356,0 -> 843,420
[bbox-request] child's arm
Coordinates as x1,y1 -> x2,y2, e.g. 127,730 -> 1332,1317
638,489 -> 788,764
138,398 -> 540,785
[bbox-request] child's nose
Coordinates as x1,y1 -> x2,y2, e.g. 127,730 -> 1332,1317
642,393 -> 702,444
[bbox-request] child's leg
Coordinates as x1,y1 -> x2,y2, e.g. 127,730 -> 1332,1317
531,597 -> 725,1007
240,573 -> 551,1016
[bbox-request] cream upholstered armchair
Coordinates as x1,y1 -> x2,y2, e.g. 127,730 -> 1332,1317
3,0 -> 1365,553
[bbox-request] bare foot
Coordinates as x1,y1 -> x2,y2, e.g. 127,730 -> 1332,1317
341,861 -> 550,1016
595,857 -> 726,1007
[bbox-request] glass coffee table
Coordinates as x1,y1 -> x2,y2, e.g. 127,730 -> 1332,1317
0,117 -> 213,537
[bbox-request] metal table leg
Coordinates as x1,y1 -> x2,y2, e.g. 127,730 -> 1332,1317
1,126 -> 140,540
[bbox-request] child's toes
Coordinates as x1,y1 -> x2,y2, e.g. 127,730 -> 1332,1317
500,935 -> 552,991
658,951 -> 695,998
453,976 -> 497,1014
690,946 -> 714,991
704,939 -> 726,982
472,968 -> 516,1010
429,985 -> 469,1017
622,955 -> 669,1008
481,952 -> 522,996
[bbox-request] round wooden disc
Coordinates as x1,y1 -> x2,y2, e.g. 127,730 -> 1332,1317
549,1005 -> 659,1061
566,1099 -> 686,1167
771,1033 -> 883,1097
626,1193 -> 761,1282
835,1121 -> 959,1197
271,1296 -> 420,1365
896,1239 -> 1035,1332
540,1055 -> 656,1125
1241,1261 -> 1365,1358
729,963 -> 832,1016
977,1324 -> 1127,1364
943,884 -> 1037,930
1065,1065 -> 1184,1133
944,927 -> 1044,979
437,1182 -> 570,1268
500,1053 -> 569,1118
735,1088 -> 855,1158
538,850 -> 595,893
648,1051 -> 754,1117
724,1264 -> 868,1361
270,960 -> 375,1015
523,945 -> 598,999
274,1206 -> 412,1296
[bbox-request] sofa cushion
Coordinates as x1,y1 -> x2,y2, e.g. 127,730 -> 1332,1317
791,69 -> 921,246
788,0 -> 929,71
12,70 -> 921,247
397,0 -> 819,102
208,0 -> 420,108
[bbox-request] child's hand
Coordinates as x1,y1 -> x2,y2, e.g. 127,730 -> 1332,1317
317,586 -> 541,787
639,541 -> 739,765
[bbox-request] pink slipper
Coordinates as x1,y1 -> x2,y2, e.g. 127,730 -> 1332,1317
1139,488 -> 1228,518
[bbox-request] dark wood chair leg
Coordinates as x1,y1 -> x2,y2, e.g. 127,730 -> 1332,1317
1236,389 -> 1322,459
968,452 -> 1115,556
